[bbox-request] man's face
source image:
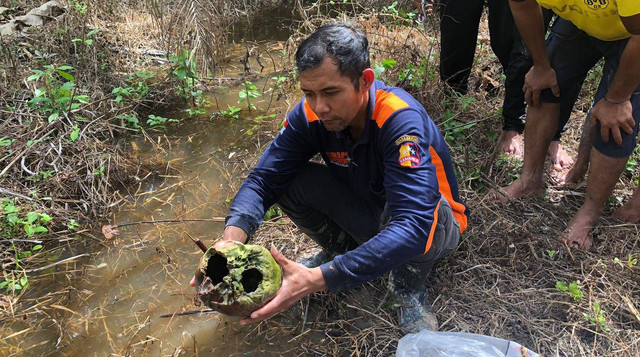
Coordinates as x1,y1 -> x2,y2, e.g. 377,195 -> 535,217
299,57 -> 369,132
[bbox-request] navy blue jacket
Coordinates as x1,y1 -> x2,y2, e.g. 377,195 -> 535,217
226,80 -> 468,292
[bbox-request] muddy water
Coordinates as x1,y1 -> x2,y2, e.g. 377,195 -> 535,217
3,9 -> 306,357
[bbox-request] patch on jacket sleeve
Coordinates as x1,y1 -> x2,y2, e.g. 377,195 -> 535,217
394,135 -> 418,145
398,142 -> 420,168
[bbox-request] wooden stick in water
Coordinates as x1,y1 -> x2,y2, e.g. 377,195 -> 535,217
186,232 -> 208,252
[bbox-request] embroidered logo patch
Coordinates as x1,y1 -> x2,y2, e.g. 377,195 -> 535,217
394,135 -> 419,146
398,142 -> 420,168
326,151 -> 350,167
584,0 -> 608,10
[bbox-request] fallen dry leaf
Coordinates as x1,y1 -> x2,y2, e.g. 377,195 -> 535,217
101,225 -> 119,240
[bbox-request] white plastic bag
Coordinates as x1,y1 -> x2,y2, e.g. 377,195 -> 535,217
396,330 -> 539,357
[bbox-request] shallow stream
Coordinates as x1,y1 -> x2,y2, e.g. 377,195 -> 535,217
3,6 -> 308,356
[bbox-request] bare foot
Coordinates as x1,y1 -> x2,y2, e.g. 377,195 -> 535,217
547,141 -> 574,171
499,131 -> 523,158
560,207 -> 601,250
614,200 -> 640,223
490,178 -> 544,203
553,163 -> 588,187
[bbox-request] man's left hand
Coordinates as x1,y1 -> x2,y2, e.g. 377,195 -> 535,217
591,97 -> 635,145
240,246 -> 328,324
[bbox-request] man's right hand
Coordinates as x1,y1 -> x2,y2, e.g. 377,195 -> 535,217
523,65 -> 560,107
189,225 -> 248,287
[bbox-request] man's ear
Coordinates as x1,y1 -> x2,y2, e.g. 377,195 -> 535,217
360,68 -> 375,91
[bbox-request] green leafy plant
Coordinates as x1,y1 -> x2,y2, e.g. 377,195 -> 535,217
219,106 -> 242,120
271,76 -> 288,90
112,70 -> 153,106
583,301 -> 610,332
68,219 -> 79,230
23,212 -> 51,237
614,254 -> 637,270
185,108 -> 205,117
116,113 -> 140,130
381,1 -> 418,22
1,199 -> 51,238
547,250 -> 557,260
238,80 -> 261,111
441,109 -> 478,146
18,244 -> 43,259
27,65 -> 89,122
169,50 -> 202,103
264,206 -> 283,221
147,114 -> 178,128
0,137 -> 15,147
36,170 -> 56,182
72,28 -> 101,46
69,125 -> 80,142
72,1 -> 87,14
0,271 -> 29,294
556,280 -> 584,303
93,165 -> 105,176
373,59 -> 397,78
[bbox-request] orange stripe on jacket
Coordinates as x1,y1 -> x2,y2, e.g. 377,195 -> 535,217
424,199 -> 441,254
303,100 -> 319,122
429,147 -> 468,234
373,90 -> 409,128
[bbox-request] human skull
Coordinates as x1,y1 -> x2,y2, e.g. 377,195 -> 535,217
195,242 -> 282,316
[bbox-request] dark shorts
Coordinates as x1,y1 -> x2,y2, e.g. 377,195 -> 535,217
541,18 -> 640,158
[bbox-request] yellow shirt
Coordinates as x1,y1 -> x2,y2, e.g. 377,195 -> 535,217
537,0 -> 640,40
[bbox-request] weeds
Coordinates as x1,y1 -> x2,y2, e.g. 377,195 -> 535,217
613,254 -> 637,270
147,114 -> 178,129
556,280 -> 584,303
238,80 -> 261,111
219,106 -> 243,120
170,50 -> 203,104
583,301 -> 610,332
27,64 -> 90,122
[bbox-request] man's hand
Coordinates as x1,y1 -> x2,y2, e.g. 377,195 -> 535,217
189,225 -> 248,287
523,65 -> 560,107
240,246 -> 328,324
590,97 -> 635,145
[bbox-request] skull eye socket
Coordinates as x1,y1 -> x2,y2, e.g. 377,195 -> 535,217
241,268 -> 262,293
206,254 -> 229,285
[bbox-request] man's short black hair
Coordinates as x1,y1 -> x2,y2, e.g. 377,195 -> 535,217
295,23 -> 370,89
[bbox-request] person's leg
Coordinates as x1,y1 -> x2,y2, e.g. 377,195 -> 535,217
487,0 -> 515,70
498,4 -> 527,157
389,197 -> 460,333
499,102 -> 561,200
554,112 -> 594,185
277,162 -> 381,255
439,0 -> 484,94
558,38 -> 635,185
615,184 -> 640,223
562,150 -> 627,249
563,36 -> 640,248
500,10 -> 568,162
498,19 -> 601,200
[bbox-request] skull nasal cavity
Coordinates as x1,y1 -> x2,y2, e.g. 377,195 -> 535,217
206,254 -> 229,285
241,268 -> 262,293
